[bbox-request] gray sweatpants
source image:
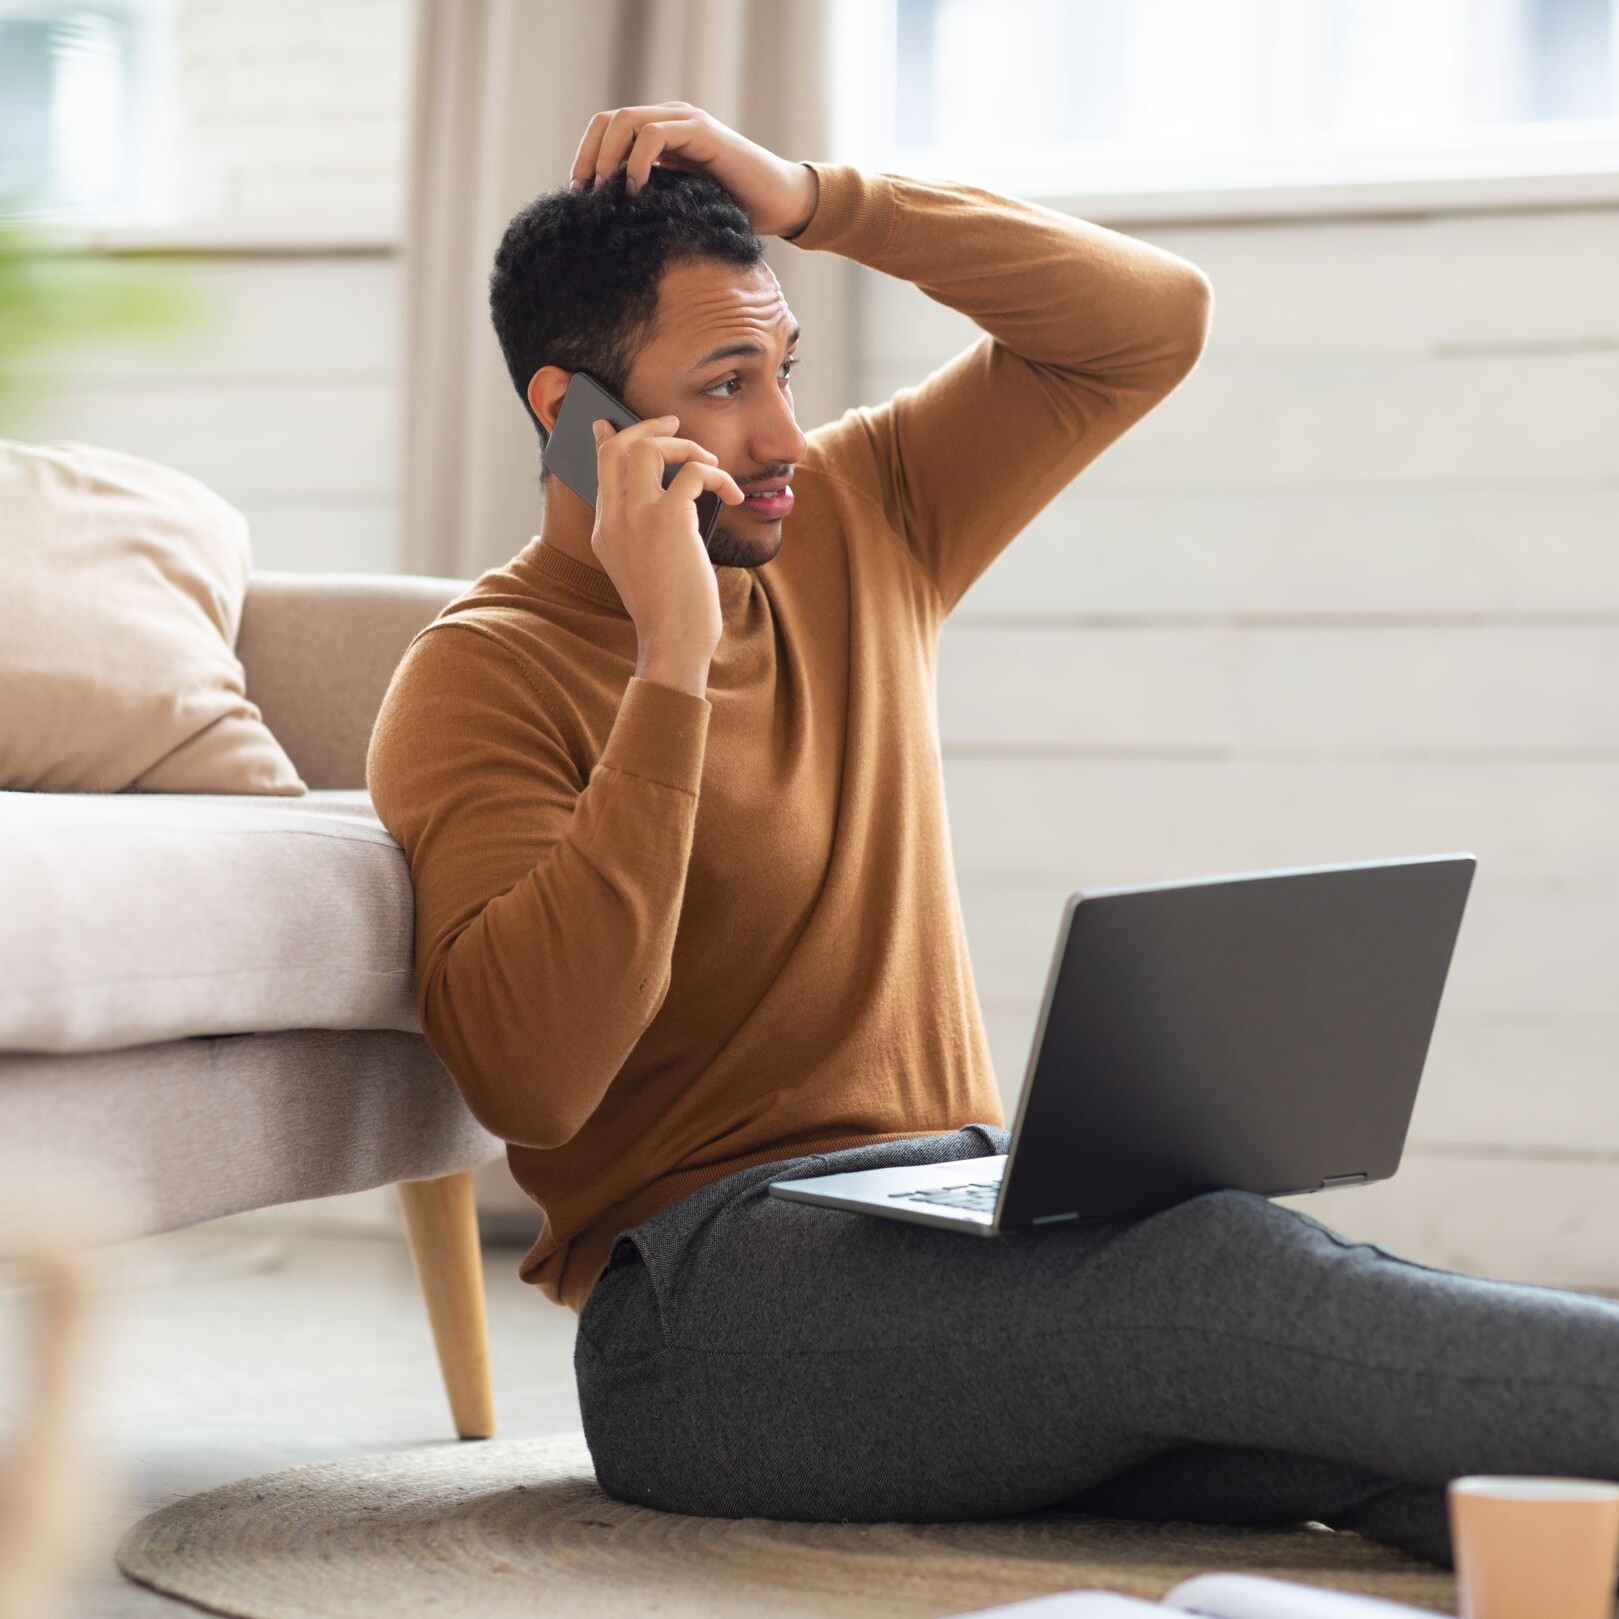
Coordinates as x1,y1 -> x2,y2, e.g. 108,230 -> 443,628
574,1123 -> 1619,1577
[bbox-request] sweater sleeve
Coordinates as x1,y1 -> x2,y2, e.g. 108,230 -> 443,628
786,160 -> 1213,618
365,622 -> 710,1149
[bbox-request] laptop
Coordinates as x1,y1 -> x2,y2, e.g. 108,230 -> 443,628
768,852 -> 1476,1235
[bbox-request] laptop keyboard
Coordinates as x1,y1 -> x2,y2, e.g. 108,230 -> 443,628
887,1178 -> 1002,1212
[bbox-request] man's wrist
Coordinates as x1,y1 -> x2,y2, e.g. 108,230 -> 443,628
779,162 -> 820,240
635,643 -> 712,698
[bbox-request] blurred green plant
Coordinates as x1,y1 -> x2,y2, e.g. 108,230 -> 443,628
0,195 -> 209,436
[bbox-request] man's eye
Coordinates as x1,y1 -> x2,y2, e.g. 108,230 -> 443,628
703,357 -> 800,398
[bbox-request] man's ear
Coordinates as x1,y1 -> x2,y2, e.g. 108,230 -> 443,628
527,366 -> 569,434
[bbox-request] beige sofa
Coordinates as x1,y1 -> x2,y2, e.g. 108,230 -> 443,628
0,569 -> 508,1439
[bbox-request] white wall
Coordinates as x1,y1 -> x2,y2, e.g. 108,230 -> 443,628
167,0 -> 411,238
891,201 -> 1618,1291
11,196 -> 1615,1287
8,253 -> 401,572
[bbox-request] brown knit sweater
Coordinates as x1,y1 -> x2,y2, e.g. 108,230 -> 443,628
365,159 -> 1211,1312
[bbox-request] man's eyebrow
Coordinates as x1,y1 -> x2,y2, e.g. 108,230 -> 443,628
688,323 -> 801,373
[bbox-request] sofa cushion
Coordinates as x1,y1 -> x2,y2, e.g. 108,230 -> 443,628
0,438 -> 305,795
0,789 -> 419,1054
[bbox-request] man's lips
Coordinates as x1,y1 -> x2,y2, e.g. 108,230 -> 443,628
740,483 -> 793,517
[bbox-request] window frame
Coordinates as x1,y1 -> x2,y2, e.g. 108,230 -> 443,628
829,0 -> 1619,225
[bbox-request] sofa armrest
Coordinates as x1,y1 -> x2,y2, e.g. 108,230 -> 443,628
239,570 -> 470,790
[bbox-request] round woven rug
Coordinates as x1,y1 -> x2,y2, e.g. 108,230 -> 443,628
116,1431 -> 1461,1618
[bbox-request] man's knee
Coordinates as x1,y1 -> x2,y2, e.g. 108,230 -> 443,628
1112,1185 -> 1348,1302
1181,1185 -> 1360,1250
1157,1185 -> 1299,1242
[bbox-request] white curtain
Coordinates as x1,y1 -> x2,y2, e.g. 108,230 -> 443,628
400,0 -> 849,580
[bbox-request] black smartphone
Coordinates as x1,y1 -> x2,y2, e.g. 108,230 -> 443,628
546,370 -> 724,546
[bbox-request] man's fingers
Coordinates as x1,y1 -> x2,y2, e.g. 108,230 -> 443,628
591,419 -> 622,518
624,119 -> 706,194
600,428 -> 741,506
668,459 -> 747,506
624,123 -> 672,196
570,104 -> 696,191
593,109 -> 643,184
625,434 -> 713,495
568,111 -> 612,189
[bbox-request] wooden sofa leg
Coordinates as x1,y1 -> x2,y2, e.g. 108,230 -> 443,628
396,1171 -> 496,1439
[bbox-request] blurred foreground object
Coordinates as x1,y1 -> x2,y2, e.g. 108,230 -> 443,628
0,1164 -> 148,1619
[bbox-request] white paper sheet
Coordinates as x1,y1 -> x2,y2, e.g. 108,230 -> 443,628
946,1572 -> 1451,1619
947,1595 -> 1166,1617
1164,1573 -> 1450,1618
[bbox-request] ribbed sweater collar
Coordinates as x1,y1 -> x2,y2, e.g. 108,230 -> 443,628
520,535 -> 753,617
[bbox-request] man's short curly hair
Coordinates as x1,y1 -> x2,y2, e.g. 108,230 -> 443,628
488,164 -> 766,486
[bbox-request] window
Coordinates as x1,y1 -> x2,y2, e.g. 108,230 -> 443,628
0,0 -> 411,242
0,0 -> 176,224
832,0 -> 1619,209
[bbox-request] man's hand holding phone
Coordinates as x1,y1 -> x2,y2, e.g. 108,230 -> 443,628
590,414 -> 746,697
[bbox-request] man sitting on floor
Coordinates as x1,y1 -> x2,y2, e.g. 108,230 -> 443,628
366,102 -> 1619,1576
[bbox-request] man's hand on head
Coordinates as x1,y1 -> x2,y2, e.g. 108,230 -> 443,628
566,100 -> 818,240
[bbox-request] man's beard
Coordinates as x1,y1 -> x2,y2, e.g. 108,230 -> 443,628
705,515 -> 785,570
